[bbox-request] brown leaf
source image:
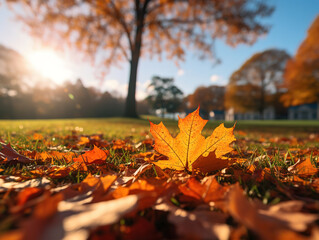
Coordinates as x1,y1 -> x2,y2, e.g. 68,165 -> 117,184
227,184 -> 317,240
192,152 -> 236,173
0,177 -> 51,193
0,142 -> 32,164
155,198 -> 230,240
36,194 -> 142,240
61,174 -> 117,201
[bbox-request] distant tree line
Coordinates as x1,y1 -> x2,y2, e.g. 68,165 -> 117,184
0,44 -> 150,119
0,78 -> 150,119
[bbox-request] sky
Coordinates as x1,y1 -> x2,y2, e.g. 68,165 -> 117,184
0,0 -> 319,100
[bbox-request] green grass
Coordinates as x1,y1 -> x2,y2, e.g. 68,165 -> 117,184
1,116 -> 318,142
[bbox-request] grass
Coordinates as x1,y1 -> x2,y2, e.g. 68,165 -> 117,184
0,116 -> 318,238
1,116 -> 318,141
1,116 -> 318,181
0,116 -> 318,186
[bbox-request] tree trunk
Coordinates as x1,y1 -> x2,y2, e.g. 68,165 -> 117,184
259,74 -> 265,120
123,1 -> 146,118
124,56 -> 139,118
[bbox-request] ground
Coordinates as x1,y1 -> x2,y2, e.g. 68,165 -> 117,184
0,116 -> 318,239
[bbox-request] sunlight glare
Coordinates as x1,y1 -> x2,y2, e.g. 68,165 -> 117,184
27,49 -> 73,85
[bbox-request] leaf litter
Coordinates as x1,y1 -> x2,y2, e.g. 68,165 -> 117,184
0,107 -> 318,239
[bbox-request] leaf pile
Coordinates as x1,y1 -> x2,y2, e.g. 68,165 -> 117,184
0,108 -> 318,240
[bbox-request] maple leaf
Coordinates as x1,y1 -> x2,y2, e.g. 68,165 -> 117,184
288,158 -> 318,177
73,145 -> 109,165
149,107 -> 235,171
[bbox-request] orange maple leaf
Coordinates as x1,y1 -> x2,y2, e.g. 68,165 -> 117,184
149,107 -> 235,171
73,145 -> 109,165
288,157 -> 318,177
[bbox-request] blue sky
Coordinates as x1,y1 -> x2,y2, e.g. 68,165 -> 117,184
0,0 -> 318,100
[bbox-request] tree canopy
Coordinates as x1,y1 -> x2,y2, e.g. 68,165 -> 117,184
281,15 -> 319,107
6,0 -> 274,117
225,49 -> 290,117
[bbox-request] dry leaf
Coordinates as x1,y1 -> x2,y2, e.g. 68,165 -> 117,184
228,184 -> 318,240
288,158 -> 318,177
149,107 -> 235,171
0,177 -> 51,193
73,145 -> 109,165
155,198 -> 230,240
16,187 -> 44,206
178,176 -> 230,207
0,142 -> 32,164
61,173 -> 117,201
25,194 -> 142,240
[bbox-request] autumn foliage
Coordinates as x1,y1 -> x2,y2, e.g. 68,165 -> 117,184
225,49 -> 290,116
281,15 -> 319,107
0,108 -> 318,239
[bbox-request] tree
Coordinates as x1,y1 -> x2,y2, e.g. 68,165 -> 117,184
225,49 -> 290,118
187,85 -> 225,118
6,0 -> 274,118
0,44 -> 33,118
0,44 -> 31,94
281,15 -> 319,108
146,76 -> 183,117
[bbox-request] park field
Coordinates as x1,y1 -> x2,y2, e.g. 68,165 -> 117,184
0,116 -> 318,239
1,116 -> 319,142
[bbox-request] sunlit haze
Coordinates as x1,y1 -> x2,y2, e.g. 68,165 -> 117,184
27,49 -> 73,85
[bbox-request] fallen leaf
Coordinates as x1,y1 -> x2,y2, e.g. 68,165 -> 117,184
61,173 -> 117,201
150,107 -> 235,171
78,136 -> 90,145
120,163 -> 154,185
178,176 -> 230,204
30,194 -> 142,240
155,198 -> 230,240
21,192 -> 64,240
288,158 -> 318,177
37,151 -> 76,163
112,139 -> 134,151
0,142 -> 32,164
33,133 -> 44,141
73,145 -> 109,165
16,187 -> 44,206
119,217 -> 162,240
227,184 -> 317,240
0,177 -> 51,193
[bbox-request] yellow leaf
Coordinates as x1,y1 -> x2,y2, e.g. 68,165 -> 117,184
149,107 -> 236,171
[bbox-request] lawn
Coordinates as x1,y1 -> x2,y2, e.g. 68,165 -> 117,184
1,116 -> 318,141
0,115 -> 318,239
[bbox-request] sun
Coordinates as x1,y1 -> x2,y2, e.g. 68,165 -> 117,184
27,49 -> 73,85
